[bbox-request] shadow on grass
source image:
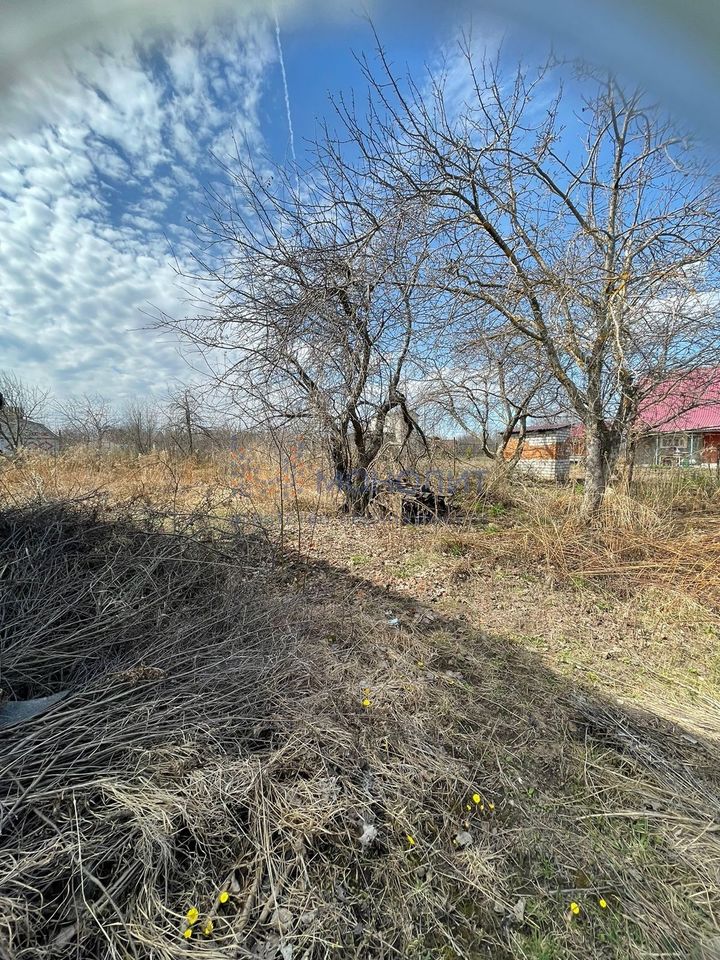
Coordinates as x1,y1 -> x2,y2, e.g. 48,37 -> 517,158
1,500 -> 718,960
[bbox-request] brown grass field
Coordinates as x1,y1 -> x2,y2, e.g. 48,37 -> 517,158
1,448 -> 719,960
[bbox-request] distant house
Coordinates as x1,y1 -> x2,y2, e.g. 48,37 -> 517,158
22,418 -> 60,454
0,411 -> 59,455
634,367 -> 720,467
503,367 -> 720,479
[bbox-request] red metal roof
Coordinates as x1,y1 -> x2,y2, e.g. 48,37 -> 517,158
639,366 -> 720,433
511,368 -> 720,438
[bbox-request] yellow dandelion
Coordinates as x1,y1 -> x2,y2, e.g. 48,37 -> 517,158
406,834 -> 416,847
218,891 -> 230,904
186,906 -> 199,925
472,793 -> 481,805
488,801 -> 495,811
598,897 -> 608,909
183,927 -> 193,939
361,697 -> 372,708
203,920 -> 215,935
570,902 -> 580,916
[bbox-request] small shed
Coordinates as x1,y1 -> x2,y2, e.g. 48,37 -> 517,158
503,423 -> 572,481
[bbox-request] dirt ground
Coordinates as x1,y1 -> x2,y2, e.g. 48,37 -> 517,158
300,511 -> 720,733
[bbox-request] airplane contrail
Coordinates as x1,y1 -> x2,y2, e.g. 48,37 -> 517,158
273,8 -> 298,184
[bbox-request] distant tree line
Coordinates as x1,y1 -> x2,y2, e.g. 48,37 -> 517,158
0,372 -> 249,458
58,389 -> 250,457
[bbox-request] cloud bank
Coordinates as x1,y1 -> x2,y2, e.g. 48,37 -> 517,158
0,17 -> 276,404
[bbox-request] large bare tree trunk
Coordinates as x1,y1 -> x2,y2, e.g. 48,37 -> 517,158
582,427 -> 607,520
333,462 -> 375,515
328,435 -> 372,516
581,424 -> 621,520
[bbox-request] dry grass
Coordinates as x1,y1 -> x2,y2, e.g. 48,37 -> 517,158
0,444 -> 336,519
2,453 -> 720,959
0,499 -> 298,959
506,486 -> 720,611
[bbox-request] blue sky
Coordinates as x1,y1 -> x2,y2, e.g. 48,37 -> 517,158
1,0 -> 717,413
0,2 -> 500,410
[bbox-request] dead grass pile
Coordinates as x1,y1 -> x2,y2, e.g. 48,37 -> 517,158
1,500 -> 720,958
0,499 -> 296,959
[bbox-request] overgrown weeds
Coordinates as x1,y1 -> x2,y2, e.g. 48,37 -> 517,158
1,460 -> 720,958
511,491 -> 720,611
0,499 -> 297,958
431,475 -> 720,614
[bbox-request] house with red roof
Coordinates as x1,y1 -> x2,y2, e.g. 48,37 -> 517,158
502,366 -> 720,478
634,366 -> 720,467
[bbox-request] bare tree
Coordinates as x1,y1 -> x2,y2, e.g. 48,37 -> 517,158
59,393 -> 115,452
0,372 -> 50,453
164,385 -> 206,457
165,151 -> 438,513
424,331 -> 564,464
334,46 -> 720,518
122,400 -> 159,456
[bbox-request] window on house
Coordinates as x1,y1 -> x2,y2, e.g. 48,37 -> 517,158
659,433 -> 690,450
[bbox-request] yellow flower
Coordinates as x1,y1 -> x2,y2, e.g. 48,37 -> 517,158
361,697 -> 372,708
406,834 -> 416,846
598,897 -> 607,909
472,793 -> 481,805
186,907 -> 199,924
203,920 -> 215,935
183,927 -> 193,939
570,902 -> 580,915
465,804 -> 472,811
488,801 -> 495,811
218,891 -> 230,904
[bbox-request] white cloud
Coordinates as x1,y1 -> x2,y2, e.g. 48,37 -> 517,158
0,16 -> 276,406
